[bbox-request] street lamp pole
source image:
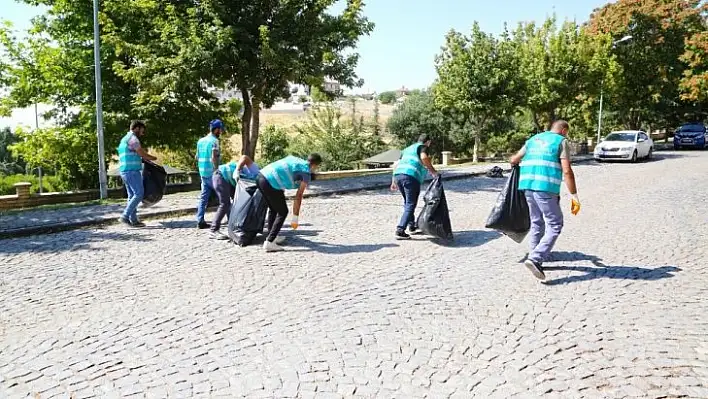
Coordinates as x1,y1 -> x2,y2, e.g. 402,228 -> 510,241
93,0 -> 108,199
596,35 -> 632,145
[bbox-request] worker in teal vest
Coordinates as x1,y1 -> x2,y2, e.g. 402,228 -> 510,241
117,120 -> 157,227
256,153 -> 322,252
208,155 -> 262,240
510,120 -> 580,281
195,119 -> 223,229
390,134 -> 439,240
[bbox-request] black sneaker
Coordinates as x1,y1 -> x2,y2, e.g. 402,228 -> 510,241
197,221 -> 210,229
131,221 -> 146,228
395,229 -> 411,240
524,259 -> 546,280
408,224 -> 421,235
119,216 -> 132,226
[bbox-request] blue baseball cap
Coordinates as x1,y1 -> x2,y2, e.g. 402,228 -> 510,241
210,119 -> 225,131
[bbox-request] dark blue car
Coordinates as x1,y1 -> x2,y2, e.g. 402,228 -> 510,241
674,123 -> 707,150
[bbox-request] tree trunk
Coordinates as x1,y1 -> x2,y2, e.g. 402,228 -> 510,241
240,88 -> 252,157
532,113 -> 543,132
247,100 -> 261,158
472,134 -> 480,163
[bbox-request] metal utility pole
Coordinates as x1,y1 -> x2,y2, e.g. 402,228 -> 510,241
93,0 -> 108,199
596,35 -> 633,145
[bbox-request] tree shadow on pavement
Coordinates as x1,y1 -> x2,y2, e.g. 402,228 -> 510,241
0,230 -> 153,254
540,251 -> 681,285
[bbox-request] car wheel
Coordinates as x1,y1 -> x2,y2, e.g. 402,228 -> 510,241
646,147 -> 653,160
631,150 -> 638,163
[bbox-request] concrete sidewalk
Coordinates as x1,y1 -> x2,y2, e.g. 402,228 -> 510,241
0,157 -> 594,238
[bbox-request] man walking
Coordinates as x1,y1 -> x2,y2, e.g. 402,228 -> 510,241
195,119 -> 223,229
510,120 -> 581,280
390,134 -> 438,240
117,120 -> 157,227
208,155 -> 261,240
256,153 -> 322,252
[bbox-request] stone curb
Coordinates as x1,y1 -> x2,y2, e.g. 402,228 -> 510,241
0,157 -> 595,239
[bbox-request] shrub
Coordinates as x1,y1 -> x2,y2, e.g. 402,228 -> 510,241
0,174 -> 70,195
259,125 -> 290,165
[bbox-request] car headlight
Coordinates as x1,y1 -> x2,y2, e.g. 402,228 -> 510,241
620,146 -> 633,151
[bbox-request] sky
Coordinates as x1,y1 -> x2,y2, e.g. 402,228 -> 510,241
1,0 -> 611,127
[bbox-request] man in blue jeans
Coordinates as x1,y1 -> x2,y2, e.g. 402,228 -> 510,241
390,134 -> 439,240
510,120 -> 580,280
195,119 -> 223,229
117,120 -> 157,227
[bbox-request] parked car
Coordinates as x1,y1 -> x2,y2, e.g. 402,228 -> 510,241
594,130 -> 654,162
673,123 -> 707,150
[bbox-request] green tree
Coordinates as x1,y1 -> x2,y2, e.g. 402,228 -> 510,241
184,0 -> 374,158
587,0 -> 707,129
386,91 -> 453,159
9,123 -> 101,190
512,18 -> 616,134
378,91 -> 397,105
0,126 -> 25,175
433,23 -> 524,162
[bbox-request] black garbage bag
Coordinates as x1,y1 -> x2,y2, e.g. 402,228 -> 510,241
228,178 -> 268,246
141,160 -> 167,207
486,166 -> 504,178
416,176 -> 454,240
485,165 -> 530,243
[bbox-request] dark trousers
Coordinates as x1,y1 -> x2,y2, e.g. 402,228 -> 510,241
256,174 -> 288,242
395,174 -> 421,230
211,172 -> 235,232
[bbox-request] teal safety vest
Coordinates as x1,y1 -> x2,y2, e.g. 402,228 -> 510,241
261,156 -> 311,190
393,143 -> 427,184
218,162 -> 238,187
518,131 -> 565,194
196,134 -> 219,177
117,132 -> 142,172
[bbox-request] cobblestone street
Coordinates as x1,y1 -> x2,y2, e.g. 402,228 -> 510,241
1,151 -> 707,398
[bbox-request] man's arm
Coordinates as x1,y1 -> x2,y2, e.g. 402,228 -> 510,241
236,155 -> 253,174
135,147 -> 157,161
510,146 -> 526,165
211,146 -> 220,171
419,151 -> 438,177
559,140 -> 577,195
292,181 -> 307,216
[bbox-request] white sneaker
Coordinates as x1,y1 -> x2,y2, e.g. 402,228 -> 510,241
274,236 -> 287,245
209,231 -> 229,240
263,240 -> 284,252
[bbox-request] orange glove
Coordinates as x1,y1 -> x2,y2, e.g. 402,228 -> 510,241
290,215 -> 299,229
570,194 -> 581,216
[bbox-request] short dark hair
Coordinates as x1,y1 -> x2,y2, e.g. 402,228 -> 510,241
552,120 -> 569,132
418,133 -> 431,143
130,120 -> 146,131
308,153 -> 322,165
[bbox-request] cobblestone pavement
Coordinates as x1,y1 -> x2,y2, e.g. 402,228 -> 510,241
1,151 -> 707,398
0,162 -> 516,236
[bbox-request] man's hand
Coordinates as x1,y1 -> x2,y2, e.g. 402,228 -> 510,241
570,194 -> 581,216
390,181 -> 398,191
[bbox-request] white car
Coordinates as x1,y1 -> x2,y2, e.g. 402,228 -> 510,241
594,130 -> 654,162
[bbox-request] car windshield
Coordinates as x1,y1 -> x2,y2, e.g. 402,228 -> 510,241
605,132 -> 636,142
679,124 -> 705,132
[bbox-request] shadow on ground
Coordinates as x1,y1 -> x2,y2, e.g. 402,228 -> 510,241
540,251 -> 681,286
0,229 -> 153,254
425,229 -> 502,248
